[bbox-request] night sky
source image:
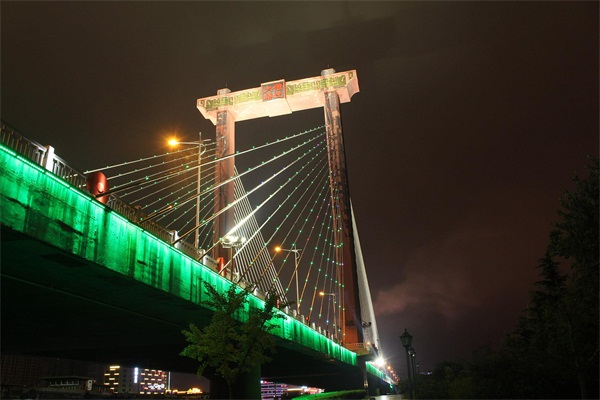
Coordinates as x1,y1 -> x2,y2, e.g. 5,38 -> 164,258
2,1 -> 598,383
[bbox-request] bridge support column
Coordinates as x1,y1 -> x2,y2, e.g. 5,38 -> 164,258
234,363 -> 261,399
207,364 -> 261,399
321,68 -> 363,346
359,359 -> 370,394
320,366 -> 365,393
366,373 -> 394,396
213,88 -> 236,266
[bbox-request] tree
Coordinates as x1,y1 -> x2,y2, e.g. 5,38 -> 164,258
549,157 -> 599,283
180,282 -> 283,399
548,156 -> 599,399
418,158 -> 599,399
501,254 -> 574,398
502,157 -> 599,399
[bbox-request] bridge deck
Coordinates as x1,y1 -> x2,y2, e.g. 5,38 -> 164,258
0,143 -> 381,389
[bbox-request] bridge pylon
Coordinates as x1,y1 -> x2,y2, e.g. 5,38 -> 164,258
321,68 -> 364,347
197,68 -> 364,346
212,88 -> 236,270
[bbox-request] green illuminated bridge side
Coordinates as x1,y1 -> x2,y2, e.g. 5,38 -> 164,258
0,142 -> 356,361
0,135 -> 397,393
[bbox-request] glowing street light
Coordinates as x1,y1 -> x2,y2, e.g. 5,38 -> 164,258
276,245 -> 302,315
319,291 -> 338,339
222,234 -> 246,248
222,234 -> 246,282
319,291 -> 336,297
168,133 -> 210,251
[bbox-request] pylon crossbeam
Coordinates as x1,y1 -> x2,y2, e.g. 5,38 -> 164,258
197,70 -> 359,124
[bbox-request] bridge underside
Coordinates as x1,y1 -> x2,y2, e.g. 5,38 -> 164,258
1,226 -> 363,389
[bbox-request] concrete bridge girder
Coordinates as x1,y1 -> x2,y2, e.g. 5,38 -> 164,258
0,145 -> 372,391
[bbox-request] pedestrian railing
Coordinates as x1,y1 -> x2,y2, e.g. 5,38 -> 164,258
1,121 -> 200,260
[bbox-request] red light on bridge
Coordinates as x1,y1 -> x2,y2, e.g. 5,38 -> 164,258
86,172 -> 110,204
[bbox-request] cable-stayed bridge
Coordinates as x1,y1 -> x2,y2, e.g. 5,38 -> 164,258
0,69 -> 397,396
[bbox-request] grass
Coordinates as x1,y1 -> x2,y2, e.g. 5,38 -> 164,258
297,389 -> 367,399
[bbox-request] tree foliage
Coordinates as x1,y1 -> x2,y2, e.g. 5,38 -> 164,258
180,282 -> 283,398
501,157 -> 598,398
548,156 -> 599,398
414,157 -> 599,399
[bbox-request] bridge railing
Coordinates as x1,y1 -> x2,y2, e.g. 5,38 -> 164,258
48,152 -> 87,189
1,121 -> 199,260
345,342 -> 373,356
105,194 -> 205,260
1,122 -> 87,189
1,121 -> 355,351
1,122 -> 48,166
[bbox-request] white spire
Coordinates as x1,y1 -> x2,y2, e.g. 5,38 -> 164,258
351,201 -> 381,354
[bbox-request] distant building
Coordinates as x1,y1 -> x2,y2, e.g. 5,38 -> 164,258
104,365 -> 169,395
1,354 -> 48,387
1,354 -> 106,387
261,380 -> 288,399
260,380 -> 323,399
42,376 -> 95,392
39,376 -> 110,397
1,375 -> 110,398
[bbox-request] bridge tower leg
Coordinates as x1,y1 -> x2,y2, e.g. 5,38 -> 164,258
321,68 -> 364,347
205,364 -> 261,399
197,69 -> 365,348
212,88 -> 236,268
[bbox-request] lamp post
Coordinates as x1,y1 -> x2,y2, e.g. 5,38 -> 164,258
275,245 -> 302,315
409,346 -> 418,398
400,329 -> 414,399
168,133 -> 210,251
222,234 -> 246,281
319,291 -> 338,340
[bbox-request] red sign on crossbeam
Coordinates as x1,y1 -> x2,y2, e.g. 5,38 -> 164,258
261,80 -> 286,102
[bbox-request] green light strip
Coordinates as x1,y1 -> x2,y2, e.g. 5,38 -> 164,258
366,362 -> 394,383
0,143 -> 356,366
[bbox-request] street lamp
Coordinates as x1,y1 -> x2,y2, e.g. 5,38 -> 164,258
319,291 -> 338,339
168,133 -> 210,252
222,234 -> 246,282
275,245 -> 302,315
409,346 -> 418,398
400,329 -> 414,399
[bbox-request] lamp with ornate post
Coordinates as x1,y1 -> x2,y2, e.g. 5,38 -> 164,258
275,245 -> 302,315
319,291 -> 338,340
168,133 -> 210,253
222,234 -> 246,282
400,329 -> 414,399
409,346 -> 418,398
